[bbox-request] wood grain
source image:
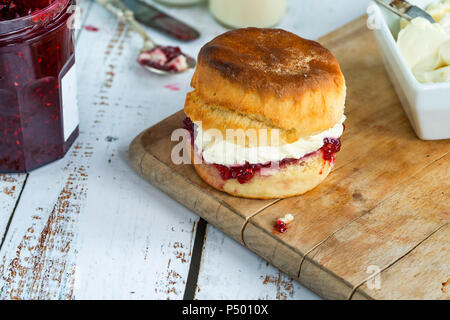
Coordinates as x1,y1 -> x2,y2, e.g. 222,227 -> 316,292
194,225 -> 320,300
352,223 -> 449,300
0,174 -> 27,241
245,17 -> 450,299
300,154 -> 449,299
0,1 -> 198,300
0,0 -> 91,250
129,16 -> 450,300
0,1 -> 370,300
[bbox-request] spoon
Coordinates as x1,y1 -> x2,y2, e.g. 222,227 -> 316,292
96,0 -> 196,75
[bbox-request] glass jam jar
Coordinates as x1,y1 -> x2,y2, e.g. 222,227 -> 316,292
0,0 -> 78,173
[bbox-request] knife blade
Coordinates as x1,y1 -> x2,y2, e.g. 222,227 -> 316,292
375,0 -> 435,23
121,0 -> 200,41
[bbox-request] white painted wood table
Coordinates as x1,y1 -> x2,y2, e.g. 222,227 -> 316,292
0,0 -> 368,300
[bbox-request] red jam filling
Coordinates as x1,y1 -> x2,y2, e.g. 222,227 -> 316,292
183,116 -> 195,141
138,46 -> 188,72
183,117 -> 343,184
322,137 -> 341,161
0,0 -> 54,21
0,0 -> 77,173
274,220 -> 287,233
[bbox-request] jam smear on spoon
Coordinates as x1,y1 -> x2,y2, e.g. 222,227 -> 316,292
138,45 -> 189,73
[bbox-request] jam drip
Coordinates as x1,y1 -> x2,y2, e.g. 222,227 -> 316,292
183,117 -> 343,184
0,0 -> 54,21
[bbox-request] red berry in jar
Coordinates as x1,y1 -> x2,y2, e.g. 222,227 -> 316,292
0,0 -> 78,173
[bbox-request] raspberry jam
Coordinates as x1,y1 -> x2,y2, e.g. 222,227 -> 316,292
321,137 -> 341,161
184,117 -> 343,184
0,1 -> 54,20
274,214 -> 294,233
274,220 -> 287,233
183,116 -> 194,141
0,0 -> 78,173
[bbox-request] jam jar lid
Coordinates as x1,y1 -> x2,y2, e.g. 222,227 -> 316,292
0,0 -> 70,40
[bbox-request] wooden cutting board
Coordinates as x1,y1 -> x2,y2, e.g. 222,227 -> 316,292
129,16 -> 450,300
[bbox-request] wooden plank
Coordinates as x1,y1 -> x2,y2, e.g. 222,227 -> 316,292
0,142 -> 92,299
0,0 -> 94,298
0,0 -> 93,247
129,16 -> 450,300
0,1 -> 196,300
299,153 -> 449,299
352,224 -> 450,300
243,19 -> 450,299
0,0 -> 371,300
194,225 -> 320,300
0,174 -> 27,241
56,1 -> 201,300
194,4 -> 369,300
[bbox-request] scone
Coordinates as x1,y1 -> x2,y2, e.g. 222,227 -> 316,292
183,28 -> 346,199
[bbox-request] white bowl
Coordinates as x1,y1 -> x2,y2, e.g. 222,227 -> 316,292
370,0 -> 450,140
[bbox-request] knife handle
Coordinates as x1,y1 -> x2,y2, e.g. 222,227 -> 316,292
122,0 -> 200,41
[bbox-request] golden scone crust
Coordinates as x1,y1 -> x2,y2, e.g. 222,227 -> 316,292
193,151 -> 333,199
185,28 -> 346,141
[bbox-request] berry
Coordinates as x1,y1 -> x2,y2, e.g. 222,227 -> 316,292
0,0 -> 53,21
321,137 -> 341,161
275,220 -> 286,227
274,220 -> 288,233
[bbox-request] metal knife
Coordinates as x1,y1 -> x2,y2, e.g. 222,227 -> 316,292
374,0 -> 435,23
121,0 -> 200,41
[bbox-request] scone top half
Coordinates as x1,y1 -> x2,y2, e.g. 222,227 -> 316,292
184,28 -> 346,145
